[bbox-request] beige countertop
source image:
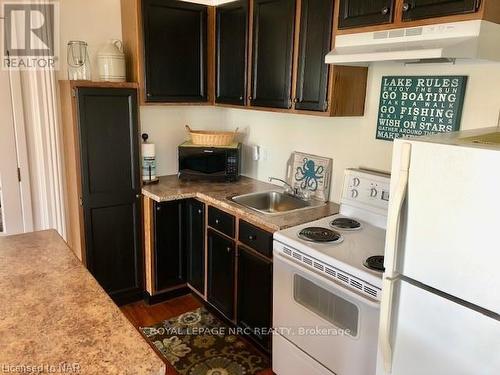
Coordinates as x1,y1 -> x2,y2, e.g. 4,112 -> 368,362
142,175 -> 339,231
0,230 -> 165,375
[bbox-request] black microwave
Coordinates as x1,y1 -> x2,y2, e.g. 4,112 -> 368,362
178,142 -> 241,182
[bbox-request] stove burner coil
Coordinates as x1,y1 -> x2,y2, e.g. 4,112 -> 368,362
364,256 -> 385,272
330,217 -> 362,231
298,227 -> 343,243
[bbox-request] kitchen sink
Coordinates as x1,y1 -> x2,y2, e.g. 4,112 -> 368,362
231,191 -> 325,215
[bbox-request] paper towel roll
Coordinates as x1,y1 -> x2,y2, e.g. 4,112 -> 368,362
142,143 -> 156,181
142,143 -> 155,157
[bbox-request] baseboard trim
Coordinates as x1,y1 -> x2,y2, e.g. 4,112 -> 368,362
144,287 -> 191,305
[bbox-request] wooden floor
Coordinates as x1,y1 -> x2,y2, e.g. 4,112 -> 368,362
121,293 -> 273,375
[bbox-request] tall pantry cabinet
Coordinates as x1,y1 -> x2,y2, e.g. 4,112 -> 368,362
60,81 -> 143,306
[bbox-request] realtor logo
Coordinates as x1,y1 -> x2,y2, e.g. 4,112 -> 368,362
2,1 -> 59,70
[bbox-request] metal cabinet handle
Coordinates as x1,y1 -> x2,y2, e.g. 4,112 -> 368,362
198,209 -> 202,214
226,246 -> 232,253
215,219 -> 220,224
248,235 -> 256,241
248,96 -> 253,100
402,2 -> 410,12
381,6 -> 390,15
239,96 -> 244,100
136,194 -> 141,199
293,98 -> 299,103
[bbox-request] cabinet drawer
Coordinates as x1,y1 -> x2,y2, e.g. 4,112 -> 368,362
239,220 -> 273,257
208,206 -> 235,238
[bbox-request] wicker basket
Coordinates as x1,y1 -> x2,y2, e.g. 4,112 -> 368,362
185,125 -> 239,146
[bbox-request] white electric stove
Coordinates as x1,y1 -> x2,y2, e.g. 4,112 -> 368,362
272,168 -> 391,375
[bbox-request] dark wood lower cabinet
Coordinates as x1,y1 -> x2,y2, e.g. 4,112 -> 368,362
207,229 -> 236,319
77,87 -> 143,306
153,200 -> 186,291
147,199 -> 274,352
185,199 -> 205,294
237,246 -> 273,350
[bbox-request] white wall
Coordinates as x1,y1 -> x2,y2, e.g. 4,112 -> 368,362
140,106 -> 227,175
59,0 -> 122,80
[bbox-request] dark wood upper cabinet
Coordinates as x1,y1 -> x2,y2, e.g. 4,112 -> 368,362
185,199 -> 205,295
237,246 -> 272,350
402,0 -> 479,21
153,200 -> 186,291
338,0 -> 395,29
207,229 -> 235,319
295,0 -> 335,112
142,0 -> 207,102
76,87 -> 142,306
216,0 -> 248,106
251,0 -> 296,109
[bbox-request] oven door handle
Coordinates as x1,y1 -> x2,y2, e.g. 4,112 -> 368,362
275,252 -> 380,309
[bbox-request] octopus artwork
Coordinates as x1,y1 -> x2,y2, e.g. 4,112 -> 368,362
295,158 -> 324,191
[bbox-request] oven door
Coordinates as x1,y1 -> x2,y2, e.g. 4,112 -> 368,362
178,147 -> 227,178
273,249 -> 380,375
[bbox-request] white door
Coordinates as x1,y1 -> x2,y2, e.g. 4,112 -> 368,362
390,280 -> 500,375
0,69 -> 24,235
391,139 -> 500,313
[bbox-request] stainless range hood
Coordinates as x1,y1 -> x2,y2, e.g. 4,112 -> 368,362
326,20 -> 500,65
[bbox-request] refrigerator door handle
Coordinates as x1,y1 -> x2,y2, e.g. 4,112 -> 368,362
379,276 -> 398,373
379,142 -> 411,373
384,142 -> 411,278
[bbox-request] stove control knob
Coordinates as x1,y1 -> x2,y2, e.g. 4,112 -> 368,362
351,189 -> 359,198
352,177 -> 360,187
370,188 -> 378,198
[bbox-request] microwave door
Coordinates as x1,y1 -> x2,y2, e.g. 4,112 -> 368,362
180,149 -> 227,176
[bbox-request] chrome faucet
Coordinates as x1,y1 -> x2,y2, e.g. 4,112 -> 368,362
268,177 -> 308,199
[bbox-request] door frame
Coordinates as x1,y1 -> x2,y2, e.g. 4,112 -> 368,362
0,67 -> 33,235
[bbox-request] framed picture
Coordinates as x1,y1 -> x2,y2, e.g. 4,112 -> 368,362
376,75 -> 468,141
286,152 -> 333,202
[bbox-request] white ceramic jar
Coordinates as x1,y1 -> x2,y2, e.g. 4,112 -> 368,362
97,40 -> 126,82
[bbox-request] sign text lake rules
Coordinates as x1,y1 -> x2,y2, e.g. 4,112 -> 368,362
376,75 -> 468,141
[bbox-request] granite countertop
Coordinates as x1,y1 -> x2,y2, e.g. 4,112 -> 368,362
142,175 -> 339,231
0,230 -> 165,375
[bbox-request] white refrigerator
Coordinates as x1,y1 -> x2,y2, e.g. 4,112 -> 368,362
377,128 -> 500,375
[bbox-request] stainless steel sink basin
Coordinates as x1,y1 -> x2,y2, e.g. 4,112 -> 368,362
231,191 -> 325,215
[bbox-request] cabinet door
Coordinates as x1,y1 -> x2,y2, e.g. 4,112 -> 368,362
185,199 -> 205,294
77,88 -> 142,305
237,246 -> 272,350
295,0 -> 334,112
142,0 -> 207,102
402,0 -> 478,21
251,0 -> 295,109
207,229 -> 235,319
154,200 -> 185,291
216,0 -> 248,106
338,0 -> 395,29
